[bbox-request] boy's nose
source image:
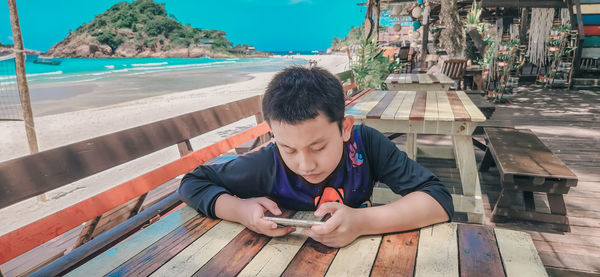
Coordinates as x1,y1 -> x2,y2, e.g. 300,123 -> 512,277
298,153 -> 317,174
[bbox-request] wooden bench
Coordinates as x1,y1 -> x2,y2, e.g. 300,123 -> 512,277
479,127 -> 578,231
0,96 -> 271,276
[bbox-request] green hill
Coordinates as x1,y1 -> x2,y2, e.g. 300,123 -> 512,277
46,0 -> 257,58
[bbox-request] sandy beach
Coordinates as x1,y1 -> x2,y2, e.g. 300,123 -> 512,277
0,54 -> 349,238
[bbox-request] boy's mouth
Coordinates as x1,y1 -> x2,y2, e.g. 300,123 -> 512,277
302,173 -> 321,181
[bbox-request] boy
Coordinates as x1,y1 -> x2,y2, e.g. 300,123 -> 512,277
179,66 -> 453,248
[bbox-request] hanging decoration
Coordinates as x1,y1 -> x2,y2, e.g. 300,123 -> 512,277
412,6 -> 423,18
413,20 -> 422,31
527,8 -> 555,66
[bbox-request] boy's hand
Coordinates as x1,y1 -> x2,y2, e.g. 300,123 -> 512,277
301,202 -> 364,248
238,197 -> 295,237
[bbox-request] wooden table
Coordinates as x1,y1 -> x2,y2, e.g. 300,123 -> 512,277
346,90 -> 486,223
61,205 -> 547,277
464,66 -> 484,90
385,73 -> 454,91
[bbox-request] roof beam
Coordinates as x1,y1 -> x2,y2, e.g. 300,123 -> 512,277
481,0 -> 567,8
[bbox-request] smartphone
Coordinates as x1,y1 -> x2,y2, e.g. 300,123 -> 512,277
263,216 -> 325,228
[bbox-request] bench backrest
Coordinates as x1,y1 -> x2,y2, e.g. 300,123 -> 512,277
336,70 -> 359,97
0,95 -> 267,265
442,59 -> 467,81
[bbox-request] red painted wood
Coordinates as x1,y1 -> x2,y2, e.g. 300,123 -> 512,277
0,123 -> 271,264
409,91 -> 427,120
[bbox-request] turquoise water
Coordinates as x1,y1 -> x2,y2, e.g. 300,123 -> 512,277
2,56 -> 306,84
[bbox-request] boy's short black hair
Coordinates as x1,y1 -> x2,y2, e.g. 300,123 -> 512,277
262,66 -> 345,131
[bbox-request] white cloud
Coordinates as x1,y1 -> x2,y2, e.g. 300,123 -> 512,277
7,36 -> 13,42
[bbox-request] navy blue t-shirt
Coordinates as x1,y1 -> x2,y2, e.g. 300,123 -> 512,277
178,125 -> 454,220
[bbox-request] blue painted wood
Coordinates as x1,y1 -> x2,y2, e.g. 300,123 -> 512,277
583,36 -> 600,47
580,0 -> 600,4
576,14 -> 600,25
64,206 -> 198,277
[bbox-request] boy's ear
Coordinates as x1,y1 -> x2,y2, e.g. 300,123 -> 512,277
342,116 -> 354,142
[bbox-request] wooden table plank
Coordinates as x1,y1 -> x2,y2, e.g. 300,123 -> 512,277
281,238 -> 338,277
409,91 -> 427,121
415,223 -> 459,277
64,206 -> 197,277
428,73 -> 440,84
395,91 -> 417,120
419,73 -> 434,84
367,91 -> 397,119
434,73 -> 455,84
380,91 -> 406,120
325,235 -> 382,277
411,73 -> 419,84
370,231 -> 419,277
436,91 -> 455,121
494,228 -> 549,277
150,220 -> 245,277
192,210 -> 295,277
237,212 -> 318,276
456,91 -> 486,122
346,90 -> 386,119
447,91 -> 471,121
458,224 -> 505,277
107,216 -> 220,276
424,91 -> 439,121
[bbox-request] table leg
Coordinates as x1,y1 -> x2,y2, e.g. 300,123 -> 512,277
452,135 -> 484,224
406,133 -> 417,160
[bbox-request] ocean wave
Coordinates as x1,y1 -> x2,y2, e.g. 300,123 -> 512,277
27,71 -> 64,77
131,62 -> 168,67
105,65 -> 115,69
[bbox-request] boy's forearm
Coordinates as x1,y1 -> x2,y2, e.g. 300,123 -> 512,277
357,191 -> 449,235
214,193 -> 244,223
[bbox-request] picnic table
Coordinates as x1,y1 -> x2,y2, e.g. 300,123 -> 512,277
42,205 -> 547,277
385,73 -> 454,91
346,90 -> 487,224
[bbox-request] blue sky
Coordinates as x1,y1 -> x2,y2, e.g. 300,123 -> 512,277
0,0 -> 366,52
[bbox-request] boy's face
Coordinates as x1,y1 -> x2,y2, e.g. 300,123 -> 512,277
270,113 -> 354,184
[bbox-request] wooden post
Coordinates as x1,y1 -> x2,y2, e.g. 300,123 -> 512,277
8,0 -> 45,202
573,0 -> 584,77
373,0 -> 380,44
519,8 -> 529,43
420,23 -> 430,73
363,0 -> 374,42
7,0 -> 38,154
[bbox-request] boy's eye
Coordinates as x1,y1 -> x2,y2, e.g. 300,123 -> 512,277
313,145 -> 326,152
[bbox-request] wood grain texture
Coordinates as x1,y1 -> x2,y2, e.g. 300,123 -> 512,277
237,212 -> 317,277
380,92 -> 406,120
64,206 -> 197,277
494,228 -> 548,277
370,231 -> 419,277
281,238 -> 338,277
409,91 -> 427,120
150,220 -> 245,277
414,223 -> 459,277
106,216 -> 220,276
457,224 -> 505,277
192,210 -> 295,277
447,91 -> 471,121
325,235 -> 382,277
367,91 -> 397,119
456,90 -> 486,122
395,91 -> 417,120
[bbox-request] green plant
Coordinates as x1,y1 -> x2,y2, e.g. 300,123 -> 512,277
466,0 -> 481,25
351,39 -> 400,90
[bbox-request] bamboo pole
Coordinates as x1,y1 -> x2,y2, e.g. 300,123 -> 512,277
7,0 -> 45,201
